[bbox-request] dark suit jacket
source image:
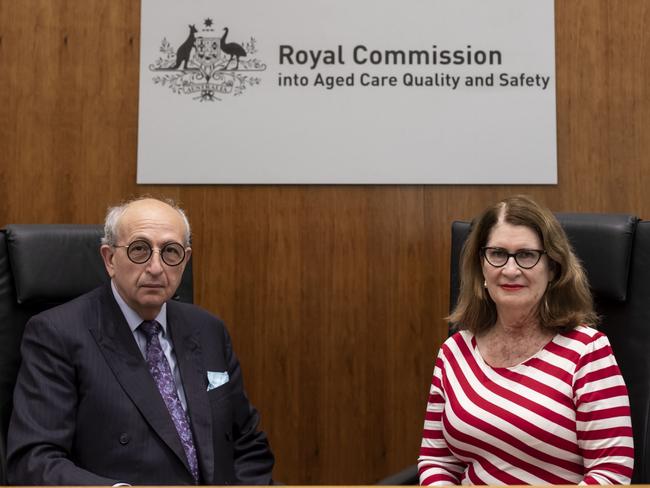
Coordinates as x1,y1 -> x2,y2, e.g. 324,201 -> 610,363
7,285 -> 274,485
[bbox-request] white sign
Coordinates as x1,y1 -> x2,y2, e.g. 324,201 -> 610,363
138,0 -> 556,184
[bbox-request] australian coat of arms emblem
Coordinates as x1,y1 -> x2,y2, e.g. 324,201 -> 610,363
149,19 -> 267,101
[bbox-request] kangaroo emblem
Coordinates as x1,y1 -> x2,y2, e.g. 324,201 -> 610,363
172,24 -> 197,70
149,20 -> 267,101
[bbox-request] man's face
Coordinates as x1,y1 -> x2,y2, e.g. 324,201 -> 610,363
100,199 -> 191,320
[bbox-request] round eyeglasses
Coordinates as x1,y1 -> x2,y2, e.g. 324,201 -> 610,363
113,240 -> 186,266
481,246 -> 546,270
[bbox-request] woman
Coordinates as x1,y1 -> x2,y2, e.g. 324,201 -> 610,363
418,195 -> 634,485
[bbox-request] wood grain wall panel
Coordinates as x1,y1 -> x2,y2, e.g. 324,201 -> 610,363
1,0 -> 650,484
555,1 -> 650,214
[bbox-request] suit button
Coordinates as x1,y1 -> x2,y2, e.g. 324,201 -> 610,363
119,433 -> 130,445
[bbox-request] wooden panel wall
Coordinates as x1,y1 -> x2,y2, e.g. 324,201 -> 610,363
1,0 -> 649,483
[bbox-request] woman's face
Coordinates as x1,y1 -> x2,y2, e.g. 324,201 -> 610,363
481,220 -> 555,321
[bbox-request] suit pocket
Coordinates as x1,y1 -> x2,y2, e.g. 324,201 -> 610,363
207,381 -> 234,406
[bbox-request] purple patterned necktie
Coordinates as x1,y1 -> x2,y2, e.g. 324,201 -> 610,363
140,320 -> 199,482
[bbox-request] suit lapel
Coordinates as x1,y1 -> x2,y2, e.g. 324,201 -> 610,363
168,302 -> 215,484
89,286 -> 191,474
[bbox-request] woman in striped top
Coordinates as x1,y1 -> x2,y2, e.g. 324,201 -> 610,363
418,195 -> 634,485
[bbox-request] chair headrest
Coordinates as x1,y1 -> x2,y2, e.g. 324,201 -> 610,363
555,213 -> 638,302
4,224 -> 109,305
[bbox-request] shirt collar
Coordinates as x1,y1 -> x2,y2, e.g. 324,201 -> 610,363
110,280 -> 168,335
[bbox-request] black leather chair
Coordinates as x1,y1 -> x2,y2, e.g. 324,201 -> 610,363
379,213 -> 649,484
0,224 -> 193,484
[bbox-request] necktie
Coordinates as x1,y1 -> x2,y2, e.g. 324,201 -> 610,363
140,320 -> 199,482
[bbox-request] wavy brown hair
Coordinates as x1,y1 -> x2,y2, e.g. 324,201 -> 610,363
447,195 -> 598,335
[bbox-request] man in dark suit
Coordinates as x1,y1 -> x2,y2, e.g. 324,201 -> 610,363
7,197 -> 274,485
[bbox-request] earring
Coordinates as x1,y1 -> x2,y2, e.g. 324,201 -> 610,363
483,279 -> 487,288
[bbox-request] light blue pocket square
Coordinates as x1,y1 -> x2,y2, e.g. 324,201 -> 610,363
207,371 -> 229,391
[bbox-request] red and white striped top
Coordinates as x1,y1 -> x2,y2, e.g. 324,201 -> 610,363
418,326 -> 634,485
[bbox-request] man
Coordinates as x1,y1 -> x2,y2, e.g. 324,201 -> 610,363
7,197 -> 274,485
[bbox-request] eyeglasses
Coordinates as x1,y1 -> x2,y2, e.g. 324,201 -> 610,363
481,246 -> 546,269
113,240 -> 186,266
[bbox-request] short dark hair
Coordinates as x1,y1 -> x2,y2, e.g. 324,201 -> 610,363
447,195 -> 597,334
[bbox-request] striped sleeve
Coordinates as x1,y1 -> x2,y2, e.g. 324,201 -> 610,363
418,348 -> 465,485
573,332 -> 634,484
